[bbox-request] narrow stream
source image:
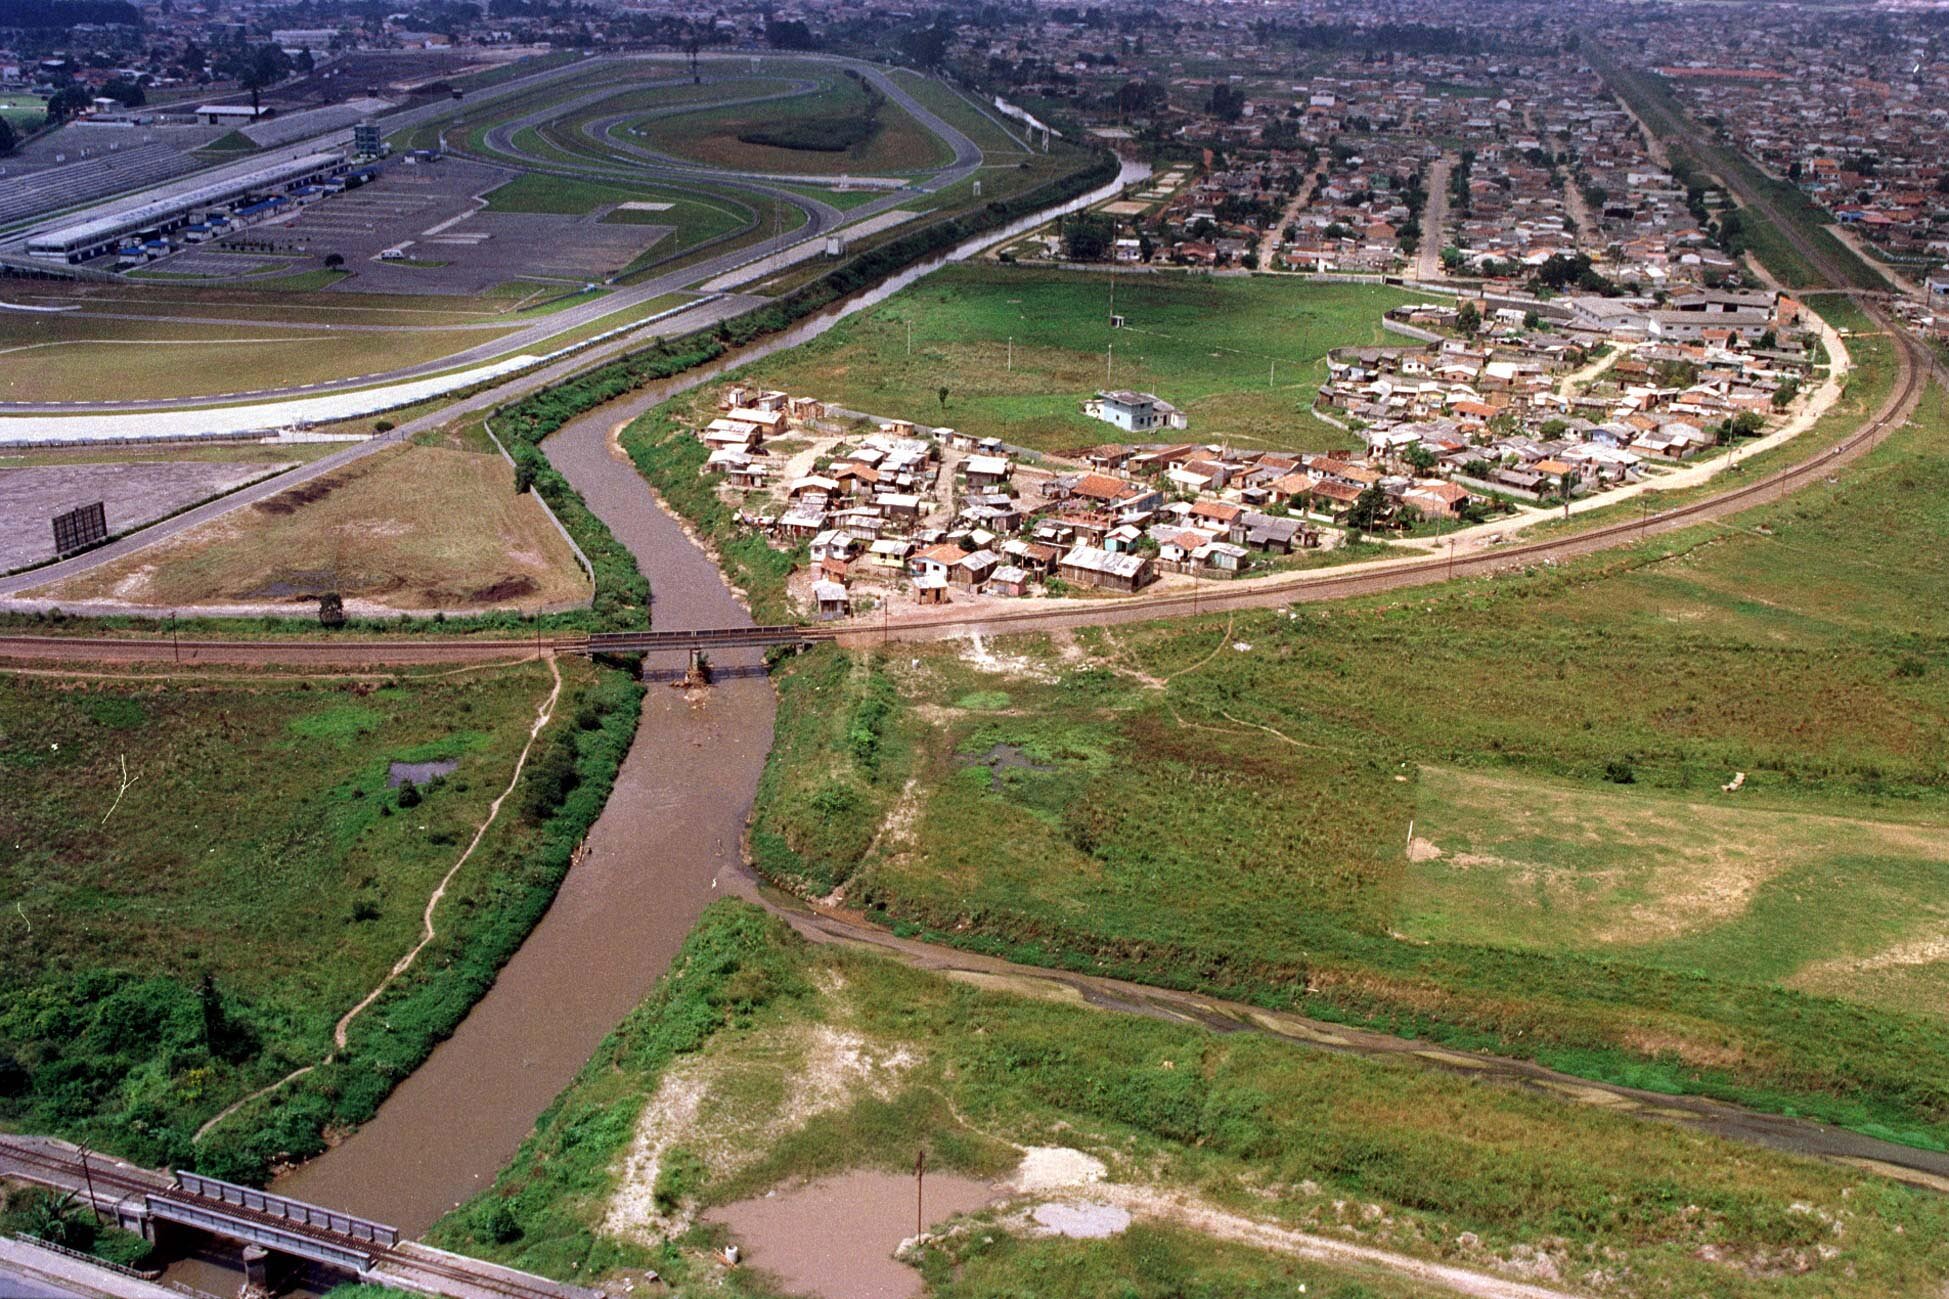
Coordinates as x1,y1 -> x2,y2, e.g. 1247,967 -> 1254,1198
272,161 -> 1148,1235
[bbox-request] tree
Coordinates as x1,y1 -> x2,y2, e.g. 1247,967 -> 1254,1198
0,118 -> 15,157
1455,301 -> 1481,335
765,17 -> 816,49
397,779 -> 421,809
1206,84 -> 1247,122
322,252 -> 344,269
1060,212 -> 1115,262
318,592 -> 346,628
1771,378 -> 1799,410
936,385 -> 950,413
1344,483 -> 1389,534
1402,444 -> 1437,474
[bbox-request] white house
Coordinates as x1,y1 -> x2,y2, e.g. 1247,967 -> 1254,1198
1083,389 -> 1188,434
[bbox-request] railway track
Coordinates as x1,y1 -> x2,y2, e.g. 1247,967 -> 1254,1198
838,320 -> 1928,642
0,1138 -> 592,1299
0,327 -> 1923,668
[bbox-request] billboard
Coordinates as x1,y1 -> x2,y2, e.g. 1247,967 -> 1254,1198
52,501 -> 108,556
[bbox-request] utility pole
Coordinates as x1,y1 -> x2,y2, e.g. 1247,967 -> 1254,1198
907,320 -> 913,356
1007,336 -> 1013,370
77,1146 -> 99,1222
1446,536 -> 1455,581
1269,358 -> 1276,389
1106,342 -> 1113,385
915,1149 -> 926,1237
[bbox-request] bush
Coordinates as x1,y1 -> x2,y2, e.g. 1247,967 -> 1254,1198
478,1197 -> 522,1244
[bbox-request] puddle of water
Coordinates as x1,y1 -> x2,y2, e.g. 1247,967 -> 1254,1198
387,758 -> 458,788
707,1168 -> 999,1299
960,742 -> 1053,789
1032,1200 -> 1131,1238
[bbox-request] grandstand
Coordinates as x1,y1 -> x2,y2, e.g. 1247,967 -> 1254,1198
25,152 -> 347,264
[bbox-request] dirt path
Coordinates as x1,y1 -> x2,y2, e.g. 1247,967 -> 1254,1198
735,881 -> 1949,1195
1257,163 -> 1324,271
1091,1185 -> 1584,1299
191,654 -> 564,1143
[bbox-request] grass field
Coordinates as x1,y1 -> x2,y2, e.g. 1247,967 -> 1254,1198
0,440 -> 343,470
742,331 -> 1949,1150
0,653 -> 639,1179
631,68 -> 953,178
3,281 -> 593,328
0,314 -> 517,403
483,172 -> 752,263
427,903 -> 1949,1299
32,433 -> 591,614
683,265 -> 1415,452
0,94 -> 46,132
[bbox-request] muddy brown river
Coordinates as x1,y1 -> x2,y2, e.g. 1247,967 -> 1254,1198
272,161 -> 1151,1234
275,401 -> 778,1233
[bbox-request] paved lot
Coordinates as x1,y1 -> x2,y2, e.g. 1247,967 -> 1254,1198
0,459 -> 292,571
232,161 -> 675,295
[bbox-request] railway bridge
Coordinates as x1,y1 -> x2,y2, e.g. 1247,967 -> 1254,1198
0,1135 -> 604,1299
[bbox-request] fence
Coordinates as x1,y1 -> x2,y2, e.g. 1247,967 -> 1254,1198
11,1234 -> 166,1283
171,1172 -> 398,1248
481,415 -> 597,609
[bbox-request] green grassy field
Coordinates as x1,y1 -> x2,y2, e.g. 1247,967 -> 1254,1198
679,265 -> 1414,452
631,68 -> 953,178
889,70 -> 1031,160
0,655 -> 641,1181
0,282 -> 541,328
743,335 -> 1949,1151
427,903 -> 1949,1299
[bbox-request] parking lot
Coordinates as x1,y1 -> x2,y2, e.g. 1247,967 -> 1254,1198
183,159 -> 676,295
0,460 -> 293,572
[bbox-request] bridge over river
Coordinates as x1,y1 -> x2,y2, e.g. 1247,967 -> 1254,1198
0,1135 -> 606,1299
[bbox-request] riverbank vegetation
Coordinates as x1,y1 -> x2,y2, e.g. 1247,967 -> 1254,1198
0,655 -> 642,1184
745,366 -> 1949,1152
432,902 -> 1949,1298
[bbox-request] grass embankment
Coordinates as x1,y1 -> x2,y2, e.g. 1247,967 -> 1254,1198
0,656 -> 642,1184
31,430 -> 590,615
0,314 -> 514,404
634,67 -> 950,177
688,266 -> 1415,453
748,373 -> 1949,1151
617,407 -> 798,625
429,903 -> 1949,1298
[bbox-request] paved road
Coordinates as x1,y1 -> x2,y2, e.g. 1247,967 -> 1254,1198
1417,153 -> 1453,282
0,56 -> 596,245
0,54 -> 982,420
0,291 -> 757,599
